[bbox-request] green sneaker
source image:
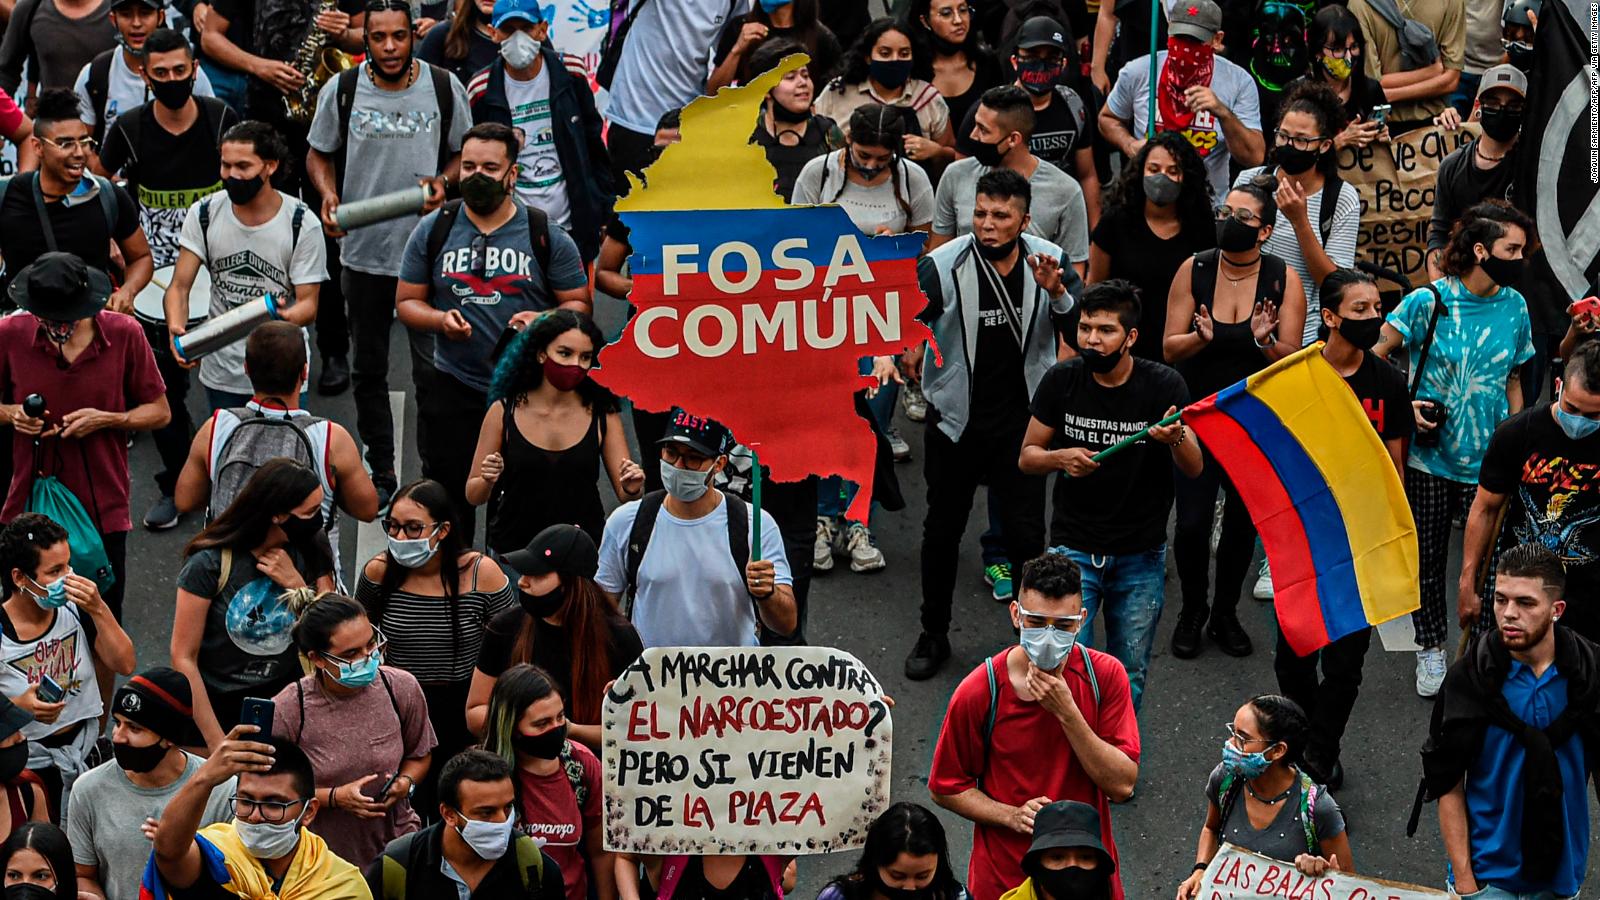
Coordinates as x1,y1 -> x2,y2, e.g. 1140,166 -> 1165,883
984,563 -> 1014,601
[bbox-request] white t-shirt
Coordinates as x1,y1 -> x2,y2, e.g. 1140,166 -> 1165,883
504,64 -> 571,228
791,151 -> 935,235
0,605 -> 102,770
178,191 -> 329,394
1234,165 -> 1361,346
606,0 -> 746,135
74,51 -> 215,132
595,493 -> 792,649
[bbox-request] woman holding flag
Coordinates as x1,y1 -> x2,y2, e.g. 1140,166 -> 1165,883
1163,174 -> 1306,662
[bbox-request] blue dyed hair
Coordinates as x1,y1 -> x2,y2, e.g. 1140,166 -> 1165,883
487,309 -> 616,411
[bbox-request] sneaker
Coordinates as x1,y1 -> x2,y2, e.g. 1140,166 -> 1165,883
1210,498 -> 1224,555
984,563 -> 1014,601
902,381 -> 928,422
372,471 -> 399,512
904,631 -> 951,680
845,522 -> 886,573
886,426 -> 911,462
813,517 -> 837,573
1170,612 -> 1206,659
142,494 -> 181,531
1415,647 -> 1447,698
1207,614 -> 1254,657
1253,561 -> 1274,600
317,355 -> 350,395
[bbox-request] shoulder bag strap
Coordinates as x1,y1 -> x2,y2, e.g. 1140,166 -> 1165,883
623,491 -> 668,615
28,173 -> 57,253
977,655 -> 999,791
1408,284 -> 1448,401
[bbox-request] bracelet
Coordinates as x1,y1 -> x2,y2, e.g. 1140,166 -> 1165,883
326,787 -> 338,810
1193,862 -> 1209,872
1256,334 -> 1275,350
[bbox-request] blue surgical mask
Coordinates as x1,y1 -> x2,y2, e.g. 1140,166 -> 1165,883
1221,740 -> 1274,778
758,0 -> 792,9
27,573 -> 71,610
386,534 -> 439,569
1020,624 -> 1076,671
331,649 -> 382,689
1555,387 -> 1600,440
659,460 -> 713,503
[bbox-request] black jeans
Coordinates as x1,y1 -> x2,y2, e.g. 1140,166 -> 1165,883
919,414 -> 1046,637
1273,625 -> 1372,771
141,320 -> 193,498
417,370 -> 487,537
342,269 -> 436,477
631,406 -> 671,492
1173,446 -> 1256,622
102,529 -> 126,621
314,233 -> 347,359
606,124 -> 657,196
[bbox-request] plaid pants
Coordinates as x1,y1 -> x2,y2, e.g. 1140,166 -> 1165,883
1406,467 -> 1478,649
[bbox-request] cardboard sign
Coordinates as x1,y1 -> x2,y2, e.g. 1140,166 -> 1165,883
1338,123 -> 1479,288
602,646 -> 893,854
1199,844 -> 1447,899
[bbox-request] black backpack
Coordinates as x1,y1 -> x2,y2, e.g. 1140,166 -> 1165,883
332,62 -> 456,192
423,198 -> 550,280
108,98 -> 233,174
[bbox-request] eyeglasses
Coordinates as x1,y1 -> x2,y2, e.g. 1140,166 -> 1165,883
39,135 -> 98,153
1273,130 -> 1327,151
1223,723 -> 1275,749
661,445 -> 713,467
931,3 -> 973,20
1320,43 -> 1359,56
469,232 -> 489,278
319,626 -> 387,667
230,795 -> 308,823
1479,102 -> 1526,115
1017,606 -> 1085,630
1215,205 -> 1261,225
382,518 -> 441,539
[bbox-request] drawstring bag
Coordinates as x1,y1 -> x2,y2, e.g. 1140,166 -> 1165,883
26,475 -> 113,594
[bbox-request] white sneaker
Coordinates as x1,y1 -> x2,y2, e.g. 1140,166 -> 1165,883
813,517 -> 836,573
886,426 -> 911,462
1210,498 -> 1225,555
846,522 -> 886,573
1253,561 -> 1274,600
1415,648 -> 1447,698
902,382 -> 928,422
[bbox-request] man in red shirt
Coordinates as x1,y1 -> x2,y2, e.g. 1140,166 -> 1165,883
929,552 -> 1140,900
0,252 -> 169,620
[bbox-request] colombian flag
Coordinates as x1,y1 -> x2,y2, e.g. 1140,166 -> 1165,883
1186,345 -> 1419,654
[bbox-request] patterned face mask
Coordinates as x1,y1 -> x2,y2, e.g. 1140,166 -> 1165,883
38,318 -> 76,344
1159,35 -> 1216,135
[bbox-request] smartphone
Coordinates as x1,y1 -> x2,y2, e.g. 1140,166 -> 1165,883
1370,103 -> 1391,128
362,773 -> 398,802
35,675 -> 63,704
239,697 -> 274,736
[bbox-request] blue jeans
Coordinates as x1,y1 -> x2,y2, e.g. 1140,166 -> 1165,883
1453,885 -> 1576,899
1449,71 -> 1482,118
817,361 -> 897,524
200,58 -> 249,115
1052,544 -> 1168,711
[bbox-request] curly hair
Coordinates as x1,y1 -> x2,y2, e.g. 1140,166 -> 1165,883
0,514 -> 69,601
1104,131 -> 1214,229
1274,80 -> 1347,174
1442,200 -> 1537,279
486,309 -> 616,411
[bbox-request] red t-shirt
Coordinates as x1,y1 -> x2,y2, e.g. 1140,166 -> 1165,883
0,89 -> 23,140
0,312 -> 165,533
515,740 -> 603,900
928,646 -> 1140,900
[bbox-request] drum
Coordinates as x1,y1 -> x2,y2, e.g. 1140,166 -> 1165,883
134,265 -> 211,328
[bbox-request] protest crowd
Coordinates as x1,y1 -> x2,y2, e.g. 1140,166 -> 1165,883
0,0 -> 1590,895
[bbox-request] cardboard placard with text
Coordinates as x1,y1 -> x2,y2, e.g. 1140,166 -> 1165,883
1199,844 -> 1447,899
601,646 -> 892,855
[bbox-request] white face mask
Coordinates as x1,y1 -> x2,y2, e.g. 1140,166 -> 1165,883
234,807 -> 306,860
500,30 -> 540,69
456,812 -> 515,860
659,460 -> 713,503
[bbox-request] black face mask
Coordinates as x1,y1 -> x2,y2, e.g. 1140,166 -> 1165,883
279,513 -> 323,545
1480,253 -> 1525,287
848,149 -> 888,180
113,738 -> 169,774
513,723 -> 567,760
1079,342 -> 1127,374
868,58 -> 913,89
149,76 -> 195,110
1030,865 -> 1111,900
518,586 -> 564,619
1335,315 -> 1383,350
1216,218 -> 1261,253
223,174 -> 264,205
871,874 -> 934,900
1015,57 -> 1066,95
458,172 -> 509,214
4,883 -> 55,900
1273,143 -> 1320,175
769,98 -> 810,124
1479,107 -> 1524,142
975,237 -> 1018,261
0,740 -> 27,783
970,135 -> 1010,167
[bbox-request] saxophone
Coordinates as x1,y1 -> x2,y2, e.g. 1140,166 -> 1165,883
282,0 -> 356,124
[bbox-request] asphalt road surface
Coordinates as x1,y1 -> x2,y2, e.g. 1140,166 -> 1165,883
111,309 -> 1599,898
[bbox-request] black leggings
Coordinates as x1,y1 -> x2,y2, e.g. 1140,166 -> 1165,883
1172,447 -> 1257,621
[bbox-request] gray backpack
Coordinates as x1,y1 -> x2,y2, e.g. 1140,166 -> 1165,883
1363,0 -> 1440,71
208,408 -> 324,522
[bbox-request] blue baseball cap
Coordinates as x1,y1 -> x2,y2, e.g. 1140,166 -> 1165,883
491,0 -> 543,29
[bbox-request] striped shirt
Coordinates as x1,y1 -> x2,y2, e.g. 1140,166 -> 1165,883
354,565 -> 517,684
1233,166 -> 1362,347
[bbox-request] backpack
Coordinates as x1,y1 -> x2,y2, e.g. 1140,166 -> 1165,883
654,856 -> 785,900
112,98 -> 232,172
84,50 -> 117,146
1214,766 -> 1321,854
332,62 -> 455,193
1316,174 -> 1344,248
1362,0 -> 1440,70
977,644 -> 1099,791
378,829 -> 546,899
207,408 -> 325,523
195,191 -> 308,262
26,470 -> 114,595
423,199 -> 551,285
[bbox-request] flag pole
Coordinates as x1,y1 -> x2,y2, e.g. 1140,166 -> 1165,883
751,447 -> 763,562
1091,409 -> 1183,462
1146,0 -> 1159,138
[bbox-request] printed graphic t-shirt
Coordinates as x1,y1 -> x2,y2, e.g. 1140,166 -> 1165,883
503,64 -> 571,228
176,545 -> 331,694
515,740 -> 602,900
0,604 -> 101,762
99,99 -> 238,267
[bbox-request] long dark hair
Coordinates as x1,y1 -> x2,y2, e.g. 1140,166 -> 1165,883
184,459 -> 329,573
742,0 -> 826,81
826,803 -> 961,900
832,17 -> 925,91
487,309 -> 616,412
906,0 -> 990,74
367,479 -> 468,667
1,823 -> 77,900
1306,5 -> 1379,117
830,104 -> 916,227
508,572 -> 620,725
442,0 -> 489,61
1104,131 -> 1214,230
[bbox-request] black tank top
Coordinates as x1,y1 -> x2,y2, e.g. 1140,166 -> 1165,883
672,857 -> 779,900
487,401 -> 607,554
755,115 -> 836,202
1180,249 -> 1289,399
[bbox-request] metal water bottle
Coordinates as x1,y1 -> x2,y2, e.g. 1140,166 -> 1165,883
333,184 -> 430,231
173,294 -> 292,363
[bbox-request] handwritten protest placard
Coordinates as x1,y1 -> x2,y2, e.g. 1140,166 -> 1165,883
1339,124 -> 1479,288
602,646 -> 892,855
1199,844 -> 1446,899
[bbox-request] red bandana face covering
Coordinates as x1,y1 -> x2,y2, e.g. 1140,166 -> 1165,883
1159,32 -> 1215,136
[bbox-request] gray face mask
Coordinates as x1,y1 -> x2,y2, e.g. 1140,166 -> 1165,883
1143,172 -> 1181,206
659,460 -> 713,503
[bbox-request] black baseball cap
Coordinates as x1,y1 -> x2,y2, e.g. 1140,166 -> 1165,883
1016,16 -> 1070,51
1022,801 -> 1115,872
658,407 -> 732,458
0,696 -> 33,744
503,524 -> 599,580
